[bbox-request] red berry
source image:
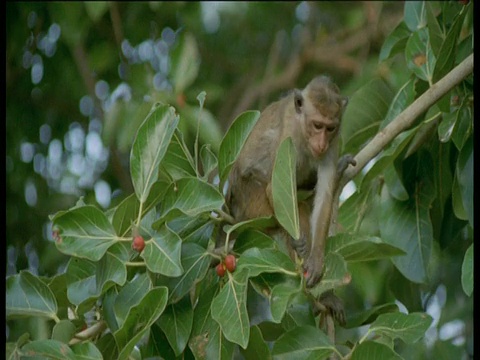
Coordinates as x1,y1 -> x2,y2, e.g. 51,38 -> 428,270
216,262 -> 226,277
132,235 -> 145,252
224,254 -> 236,273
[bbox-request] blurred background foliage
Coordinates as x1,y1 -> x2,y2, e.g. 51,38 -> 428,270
6,1 -> 472,358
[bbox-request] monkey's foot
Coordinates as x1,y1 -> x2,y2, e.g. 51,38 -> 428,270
290,234 -> 309,259
337,154 -> 356,175
303,254 -> 324,288
313,291 -> 346,326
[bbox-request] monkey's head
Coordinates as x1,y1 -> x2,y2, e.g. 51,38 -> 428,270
294,76 -> 348,158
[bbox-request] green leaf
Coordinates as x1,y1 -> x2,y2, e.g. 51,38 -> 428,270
233,229 -> 277,253
142,226 -> 183,276
451,105 -> 472,151
66,258 -> 97,308
158,296 -> 194,356
200,144 -> 218,180
6,271 -> 58,321
368,312 -> 433,343
211,270 -> 250,349
309,252 -> 350,297
71,342 -> 103,360
380,78 -> 416,129
425,2 -> 445,57
225,216 -> 277,240
179,105 -> 223,153
114,287 -> 168,360
96,242 -> 129,291
270,280 -> 302,323
237,247 -> 297,278
51,320 -> 76,343
341,79 -> 394,155
345,303 -> 399,328
379,154 -> 436,283
404,1 -> 426,31
272,137 -> 300,240
112,180 -> 170,237
171,33 -> 200,94
217,110 -> 261,182
114,272 -> 151,328
130,103 -> 179,203
189,284 -> 235,359
156,243 -> 211,303
327,233 -> 406,262
405,28 -> 436,83
379,21 -> 411,62
159,177 -> 224,222
20,339 -> 76,360
351,341 -> 403,360
53,205 -> 117,261
432,7 -> 467,83
240,325 -> 272,360
272,325 -> 335,360
461,244 -> 473,296
456,136 -> 473,226
161,129 -> 196,180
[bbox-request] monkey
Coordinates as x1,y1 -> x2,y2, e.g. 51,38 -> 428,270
227,75 -> 355,292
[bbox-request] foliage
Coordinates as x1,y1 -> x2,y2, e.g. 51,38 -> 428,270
6,1 -> 473,360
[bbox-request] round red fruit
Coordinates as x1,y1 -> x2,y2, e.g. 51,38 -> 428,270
216,263 -> 226,277
132,235 -> 145,252
224,254 -> 237,272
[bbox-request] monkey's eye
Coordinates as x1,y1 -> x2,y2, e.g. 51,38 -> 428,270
327,126 -> 336,133
313,122 -> 323,130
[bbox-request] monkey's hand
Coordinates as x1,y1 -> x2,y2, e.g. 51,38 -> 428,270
314,290 -> 346,326
303,253 -> 324,288
337,154 -> 356,175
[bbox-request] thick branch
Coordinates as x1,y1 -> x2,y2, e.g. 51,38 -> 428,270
340,53 -> 474,187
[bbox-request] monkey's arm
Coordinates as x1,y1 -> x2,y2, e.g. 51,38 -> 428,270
304,154 -> 356,288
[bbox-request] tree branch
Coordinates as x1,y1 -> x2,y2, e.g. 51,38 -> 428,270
340,53 -> 474,188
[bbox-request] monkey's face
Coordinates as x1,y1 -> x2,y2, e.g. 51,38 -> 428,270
307,115 -> 339,158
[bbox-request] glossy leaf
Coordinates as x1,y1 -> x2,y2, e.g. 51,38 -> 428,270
157,243 -> 211,303
405,28 -> 436,83
53,205 -> 117,261
341,79 -> 394,155
65,258 -> 97,308
272,325 -> 335,360
236,247 -> 297,278
379,21 -> 411,62
142,226 -> 183,276
379,154 -> 436,283
368,312 -> 433,343
114,272 -> 151,328
272,137 -> 300,240
380,78 -> 416,129
200,144 -> 218,180
159,177 -> 224,221
161,129 -> 196,180
309,253 -> 350,297
112,180 -> 170,237
6,271 -> 58,321
20,339 -> 76,360
240,325 -> 272,360
456,136 -> 473,226
326,233 -> 406,262
71,342 -> 103,360
130,103 -> 179,203
211,270 -> 250,349
270,280 -> 302,323
461,244 -> 473,296
345,303 -> 399,329
114,287 -> 168,360
233,229 -> 277,253
158,296 -> 194,356
404,1 -> 426,31
51,320 -> 76,343
217,110 -> 260,182
351,341 -> 403,360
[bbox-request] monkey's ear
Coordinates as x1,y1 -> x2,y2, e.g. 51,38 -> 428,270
341,96 -> 349,108
294,90 -> 304,114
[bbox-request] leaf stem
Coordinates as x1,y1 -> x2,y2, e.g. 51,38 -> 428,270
126,261 -> 146,267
